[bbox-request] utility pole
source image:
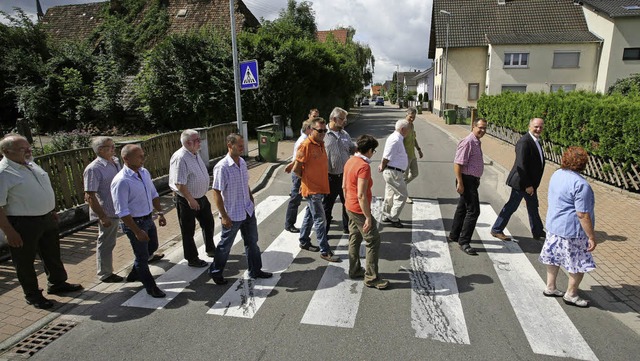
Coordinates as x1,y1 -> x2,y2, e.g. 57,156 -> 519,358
440,10 -> 452,116
229,0 -> 248,156
396,64 -> 400,108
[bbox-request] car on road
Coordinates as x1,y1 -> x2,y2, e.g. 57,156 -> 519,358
361,98 -> 369,105
375,97 -> 384,106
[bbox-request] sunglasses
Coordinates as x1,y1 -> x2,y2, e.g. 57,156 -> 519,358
314,128 -> 328,133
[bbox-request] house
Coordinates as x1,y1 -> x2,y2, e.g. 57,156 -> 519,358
370,85 -> 382,98
579,0 -> 640,93
413,67 -> 434,102
397,71 -> 420,94
316,28 -> 350,44
429,0 -> 602,115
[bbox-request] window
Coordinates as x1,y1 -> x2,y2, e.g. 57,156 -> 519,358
550,84 -> 576,93
553,51 -> 580,68
501,85 -> 526,93
468,83 -> 480,100
504,53 -> 529,68
439,56 -> 443,74
623,48 -> 640,60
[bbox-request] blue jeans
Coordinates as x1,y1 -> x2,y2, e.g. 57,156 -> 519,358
491,188 -> 544,237
208,213 -> 263,278
121,217 -> 159,292
299,194 -> 330,254
285,174 -> 302,228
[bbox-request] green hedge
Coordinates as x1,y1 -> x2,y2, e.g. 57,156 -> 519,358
477,91 -> 640,164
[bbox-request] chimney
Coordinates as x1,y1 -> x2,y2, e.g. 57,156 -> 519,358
498,0 -> 506,5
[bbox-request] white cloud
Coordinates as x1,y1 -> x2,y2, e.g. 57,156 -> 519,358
1,0 -> 433,84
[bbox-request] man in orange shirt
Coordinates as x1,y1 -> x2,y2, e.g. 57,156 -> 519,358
292,117 -> 339,262
342,134 -> 389,289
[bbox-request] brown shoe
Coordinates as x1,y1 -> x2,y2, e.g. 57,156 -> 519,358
490,231 -> 510,241
365,278 -> 389,290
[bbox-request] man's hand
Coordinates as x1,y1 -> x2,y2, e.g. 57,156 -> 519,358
525,186 -> 534,196
99,216 -> 112,228
51,211 -> 59,222
418,149 -> 424,159
158,215 -> 166,227
378,164 -> 384,173
587,237 -> 597,252
188,198 -> 200,211
6,230 -> 23,248
221,215 -> 232,229
284,162 -> 294,174
134,229 -> 150,242
456,182 -> 464,195
363,217 -> 372,233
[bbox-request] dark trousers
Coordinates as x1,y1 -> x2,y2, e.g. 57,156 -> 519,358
8,214 -> 68,298
323,173 -> 348,232
175,194 -> 215,261
450,174 -> 481,247
491,188 -> 544,237
122,217 -> 159,292
208,212 -> 263,278
284,174 -> 302,228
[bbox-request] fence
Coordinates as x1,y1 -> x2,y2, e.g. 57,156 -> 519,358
488,124 -> 640,193
33,122 -> 238,212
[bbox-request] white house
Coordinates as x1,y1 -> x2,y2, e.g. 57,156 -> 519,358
413,67 -> 434,102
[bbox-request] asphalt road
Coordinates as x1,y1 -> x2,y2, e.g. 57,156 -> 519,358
27,106 -> 640,361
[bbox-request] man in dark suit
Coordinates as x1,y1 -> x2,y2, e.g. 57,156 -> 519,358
491,118 -> 546,240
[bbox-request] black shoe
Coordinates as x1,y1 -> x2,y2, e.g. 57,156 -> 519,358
26,293 -> 54,309
206,251 -> 215,258
447,235 -> 457,243
126,269 -> 139,282
102,274 -> 124,283
349,268 -> 365,279
146,286 -> 166,298
389,220 -> 403,228
211,275 -> 229,285
460,246 -> 478,256
299,243 -> 320,252
47,282 -> 83,295
491,231 -> 510,241
148,253 -> 164,263
285,225 -> 300,233
343,229 -> 349,234
251,271 -> 273,279
188,259 -> 208,268
533,232 -> 546,240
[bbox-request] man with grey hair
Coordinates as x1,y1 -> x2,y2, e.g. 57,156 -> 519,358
323,107 -> 355,234
403,107 -> 423,204
169,129 -> 214,267
378,119 -> 410,228
84,136 -> 123,282
111,144 -> 167,298
0,134 -> 83,309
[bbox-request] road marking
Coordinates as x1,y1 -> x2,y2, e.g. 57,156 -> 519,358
410,199 -> 470,344
207,210 -> 306,318
121,195 -> 289,309
477,204 -> 598,360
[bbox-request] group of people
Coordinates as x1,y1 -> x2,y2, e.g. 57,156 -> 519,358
451,117 -> 597,308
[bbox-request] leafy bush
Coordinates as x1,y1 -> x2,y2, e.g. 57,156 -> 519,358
49,129 -> 92,152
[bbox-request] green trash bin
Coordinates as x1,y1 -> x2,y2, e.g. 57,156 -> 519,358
256,124 -> 279,162
444,109 -> 457,125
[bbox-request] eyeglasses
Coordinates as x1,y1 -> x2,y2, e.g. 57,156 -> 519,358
373,149 -> 377,153
314,128 -> 328,133
336,117 -> 346,121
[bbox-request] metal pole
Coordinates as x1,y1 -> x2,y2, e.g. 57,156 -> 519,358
229,0 -> 247,156
396,64 -> 400,107
440,10 -> 451,115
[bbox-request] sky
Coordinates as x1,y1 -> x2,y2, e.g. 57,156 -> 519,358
1,0 -> 433,85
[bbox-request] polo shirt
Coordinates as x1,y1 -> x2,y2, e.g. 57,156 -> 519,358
0,157 -> 56,216
296,137 -> 329,197
403,123 -> 418,159
84,156 -> 121,219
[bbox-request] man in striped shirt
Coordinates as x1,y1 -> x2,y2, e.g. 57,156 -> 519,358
449,118 -> 487,256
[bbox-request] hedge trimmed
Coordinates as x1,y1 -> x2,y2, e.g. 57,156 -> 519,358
477,91 -> 640,164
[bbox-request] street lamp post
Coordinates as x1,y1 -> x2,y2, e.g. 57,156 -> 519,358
440,10 -> 451,116
396,64 -> 400,108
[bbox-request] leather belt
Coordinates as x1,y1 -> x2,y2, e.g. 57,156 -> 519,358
132,213 -> 152,221
386,166 -> 405,172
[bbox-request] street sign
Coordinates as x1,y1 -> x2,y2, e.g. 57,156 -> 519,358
240,59 -> 259,90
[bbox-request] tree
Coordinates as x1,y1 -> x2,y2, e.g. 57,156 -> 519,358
607,73 -> 640,97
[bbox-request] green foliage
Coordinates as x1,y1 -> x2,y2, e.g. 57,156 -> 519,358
607,73 -> 640,96
49,129 -> 92,152
418,93 -> 423,102
477,91 -> 640,164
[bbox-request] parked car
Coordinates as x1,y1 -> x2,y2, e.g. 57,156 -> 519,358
375,97 -> 384,106
361,98 -> 370,105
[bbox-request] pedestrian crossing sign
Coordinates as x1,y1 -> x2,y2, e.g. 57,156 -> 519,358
240,59 -> 259,90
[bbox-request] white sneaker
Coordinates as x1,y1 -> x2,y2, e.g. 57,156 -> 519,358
406,197 -> 413,204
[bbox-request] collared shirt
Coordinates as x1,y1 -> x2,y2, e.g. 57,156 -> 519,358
296,137 -> 330,197
212,154 -> 254,222
546,169 -> 595,238
84,156 -> 121,220
293,133 -> 308,159
382,131 -> 408,170
454,132 -> 484,178
403,122 -> 418,159
344,153 -> 373,214
0,157 -> 56,216
325,128 -> 355,174
110,165 -> 158,218
169,146 -> 210,199
528,132 -> 544,165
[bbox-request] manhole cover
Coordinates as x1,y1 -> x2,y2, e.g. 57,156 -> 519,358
4,320 -> 77,359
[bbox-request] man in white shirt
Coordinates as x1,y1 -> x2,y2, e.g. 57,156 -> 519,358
378,119 -> 410,228
284,118 -> 314,233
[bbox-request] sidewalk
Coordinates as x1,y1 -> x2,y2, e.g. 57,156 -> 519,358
419,112 -> 640,331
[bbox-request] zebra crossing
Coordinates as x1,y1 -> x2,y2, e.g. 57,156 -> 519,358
119,195 -> 598,361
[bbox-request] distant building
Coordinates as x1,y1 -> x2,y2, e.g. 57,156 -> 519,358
413,67 -> 434,102
370,85 -> 382,98
316,28 -> 350,44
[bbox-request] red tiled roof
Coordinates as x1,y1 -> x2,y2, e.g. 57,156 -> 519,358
316,29 -> 349,44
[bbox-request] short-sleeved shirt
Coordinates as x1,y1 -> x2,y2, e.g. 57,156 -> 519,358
84,156 -> 121,220
169,147 -> 210,199
546,169 -> 595,238
0,157 -> 56,216
403,122 -> 418,159
325,128 -> 354,175
382,131 -> 408,170
296,137 -> 330,197
110,165 -> 158,218
212,154 -> 254,222
293,133 -> 308,159
454,132 -> 484,178
343,154 -> 372,214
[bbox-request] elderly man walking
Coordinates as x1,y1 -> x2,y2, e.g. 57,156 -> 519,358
403,107 -> 424,204
169,129 -> 215,267
378,119 -> 410,228
284,119 -> 314,233
111,144 -> 167,298
208,134 -> 272,285
84,136 -> 123,283
0,134 -> 83,309
323,107 -> 355,234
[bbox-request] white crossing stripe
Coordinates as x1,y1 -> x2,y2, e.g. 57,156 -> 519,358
410,199 -> 470,344
207,210 -> 306,318
121,195 -> 289,309
299,198 -> 383,328
477,204 -> 598,361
